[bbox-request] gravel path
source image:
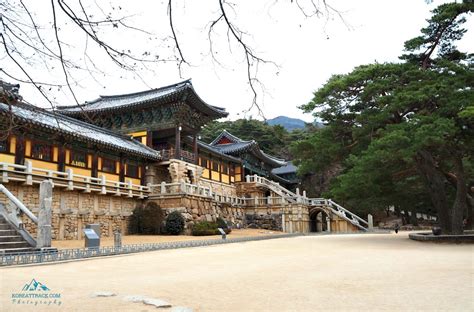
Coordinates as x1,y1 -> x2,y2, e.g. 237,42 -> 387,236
1,232 -> 472,311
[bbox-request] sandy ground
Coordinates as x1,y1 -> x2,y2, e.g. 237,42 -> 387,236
1,232 -> 473,312
52,229 -> 282,249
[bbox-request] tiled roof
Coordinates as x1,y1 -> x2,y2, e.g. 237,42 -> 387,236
272,161 -> 297,175
209,130 -> 287,167
56,79 -> 228,118
0,102 -> 161,160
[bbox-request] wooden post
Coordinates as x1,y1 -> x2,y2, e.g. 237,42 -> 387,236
146,130 -> 153,148
175,125 -> 181,159
193,135 -> 198,165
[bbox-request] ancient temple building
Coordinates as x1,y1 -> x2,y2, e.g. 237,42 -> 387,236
0,80 -> 368,246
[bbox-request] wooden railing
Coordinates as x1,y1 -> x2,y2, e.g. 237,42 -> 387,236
0,161 -> 149,198
157,149 -> 195,163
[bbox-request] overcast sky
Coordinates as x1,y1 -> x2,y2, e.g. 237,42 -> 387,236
3,0 -> 473,122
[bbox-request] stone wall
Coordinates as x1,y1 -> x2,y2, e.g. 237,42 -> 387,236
148,195 -> 245,233
0,182 -> 142,240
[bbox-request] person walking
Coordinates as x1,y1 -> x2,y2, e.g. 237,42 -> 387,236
394,223 -> 400,234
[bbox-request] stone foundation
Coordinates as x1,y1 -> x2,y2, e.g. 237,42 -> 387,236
148,195 -> 245,233
0,182 -> 141,240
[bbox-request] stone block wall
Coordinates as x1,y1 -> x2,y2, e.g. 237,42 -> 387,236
148,195 -> 245,233
0,182 -> 142,240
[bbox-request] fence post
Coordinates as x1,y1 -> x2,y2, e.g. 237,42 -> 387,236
368,214 -> 374,231
160,181 -> 166,194
37,180 -> 53,248
25,160 -> 33,185
100,175 -> 106,194
85,177 -> 91,193
127,180 -> 133,198
245,175 -> 250,182
1,163 -> 8,183
66,168 -> 74,190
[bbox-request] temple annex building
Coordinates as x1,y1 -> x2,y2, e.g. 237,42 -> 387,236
0,80 -> 370,250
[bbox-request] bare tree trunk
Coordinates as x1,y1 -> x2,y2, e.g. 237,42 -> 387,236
451,156 -> 467,234
410,207 -> 418,226
467,193 -> 473,230
415,151 -> 451,233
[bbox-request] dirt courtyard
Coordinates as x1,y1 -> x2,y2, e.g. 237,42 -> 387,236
1,232 -> 472,311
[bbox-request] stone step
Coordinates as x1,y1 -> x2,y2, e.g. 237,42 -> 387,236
0,229 -> 19,236
0,241 -> 31,249
0,223 -> 14,230
0,235 -> 24,243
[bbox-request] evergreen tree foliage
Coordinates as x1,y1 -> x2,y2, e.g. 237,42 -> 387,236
292,2 -> 473,234
165,211 -> 185,235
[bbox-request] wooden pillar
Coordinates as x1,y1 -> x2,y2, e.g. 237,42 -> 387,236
15,135 -> 25,165
58,146 -> 65,172
91,153 -> 98,178
119,155 -> 125,183
193,135 -> 198,165
146,130 -> 153,148
219,159 -> 222,183
175,125 -> 181,159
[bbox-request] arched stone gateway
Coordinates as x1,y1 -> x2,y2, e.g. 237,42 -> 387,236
309,207 -> 331,233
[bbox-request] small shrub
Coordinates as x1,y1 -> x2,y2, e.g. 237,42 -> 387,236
165,211 -> 185,235
128,202 -> 164,235
192,221 -> 219,236
192,219 -> 231,236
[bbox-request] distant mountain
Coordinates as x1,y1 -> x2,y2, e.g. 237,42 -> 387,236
267,116 -> 323,131
267,116 -> 306,131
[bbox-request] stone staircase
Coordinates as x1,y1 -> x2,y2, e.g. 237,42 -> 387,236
0,215 -> 35,253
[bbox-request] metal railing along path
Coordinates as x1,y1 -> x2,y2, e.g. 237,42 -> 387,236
0,233 -> 301,266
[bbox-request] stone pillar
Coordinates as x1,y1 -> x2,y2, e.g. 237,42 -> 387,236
368,214 -> 374,230
37,180 -> 53,248
327,217 -> 331,233
114,231 -> 122,248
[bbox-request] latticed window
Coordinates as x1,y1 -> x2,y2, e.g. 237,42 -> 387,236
127,163 -> 139,178
31,143 -> 53,161
70,151 -> 87,168
222,164 -> 228,175
101,158 -> 116,173
212,161 -> 219,172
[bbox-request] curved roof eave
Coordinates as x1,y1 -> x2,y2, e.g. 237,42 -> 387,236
0,102 -> 161,161
57,80 -> 228,119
